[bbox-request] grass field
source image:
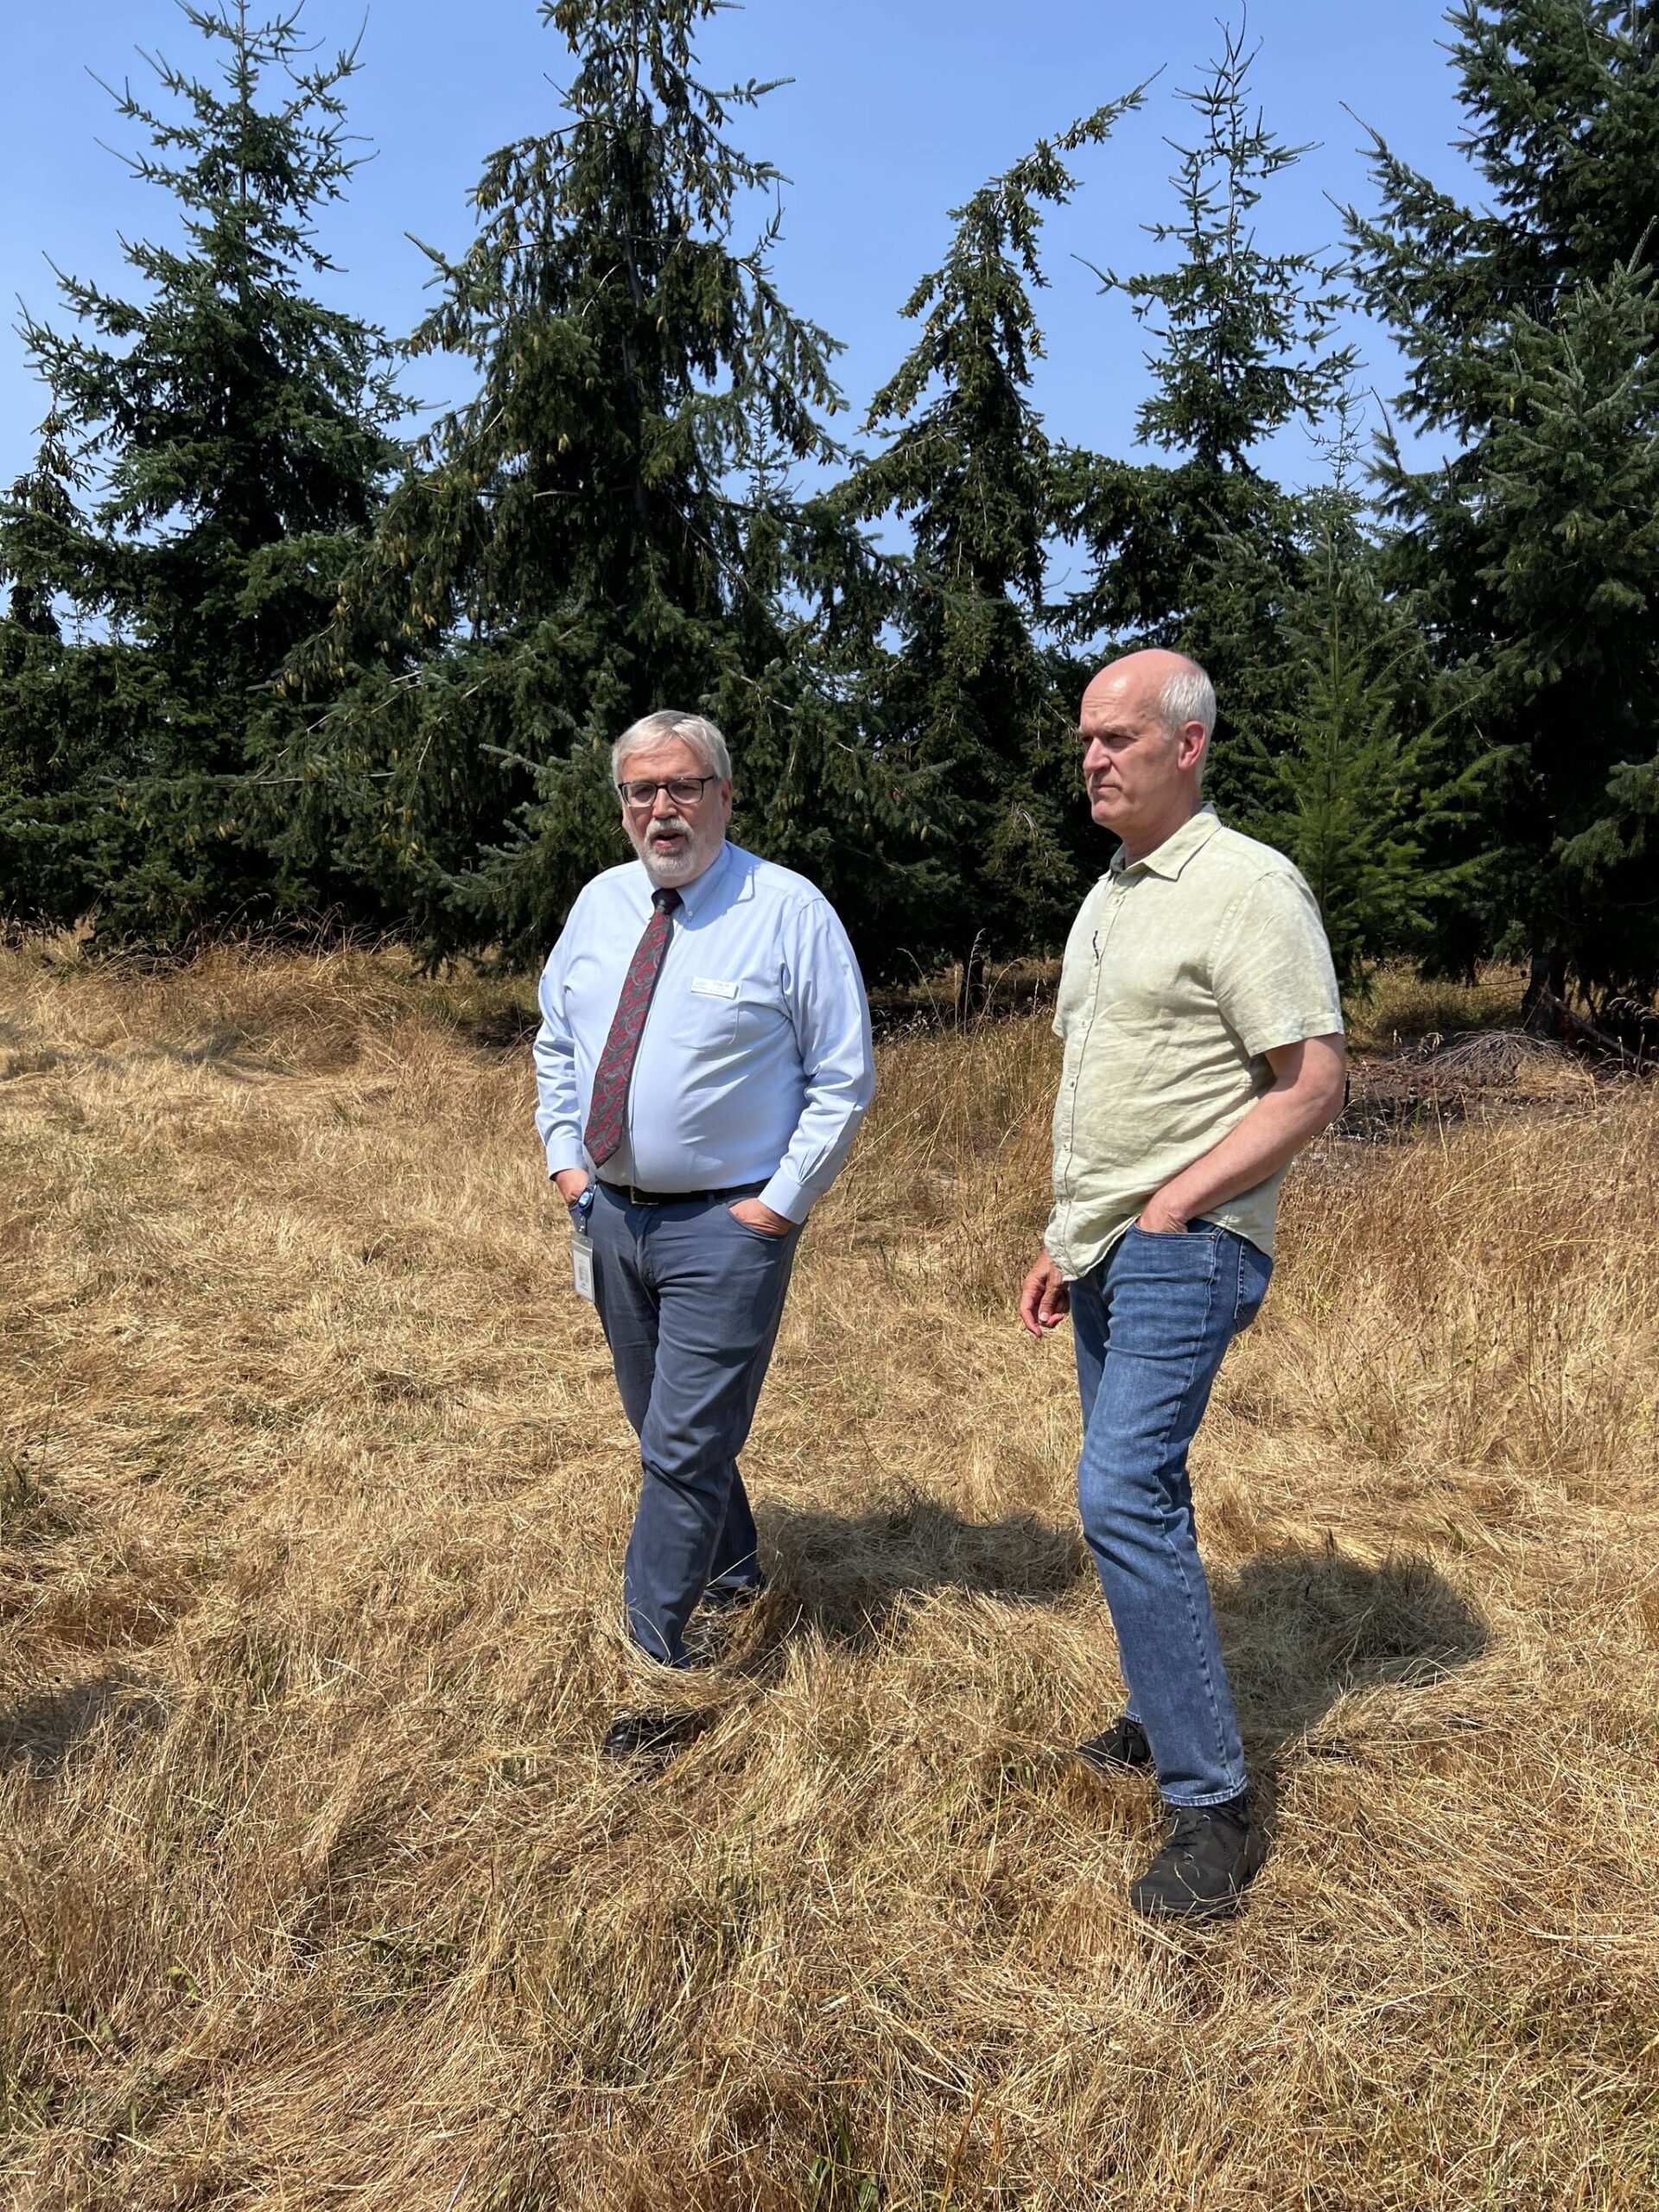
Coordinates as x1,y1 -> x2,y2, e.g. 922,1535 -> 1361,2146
1,944 -> 1656,2209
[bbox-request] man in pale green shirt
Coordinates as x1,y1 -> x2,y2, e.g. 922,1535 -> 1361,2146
1019,648 -> 1345,1922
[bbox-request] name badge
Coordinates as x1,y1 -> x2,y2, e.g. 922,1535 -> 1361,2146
690,976 -> 739,1000
571,1230 -> 594,1302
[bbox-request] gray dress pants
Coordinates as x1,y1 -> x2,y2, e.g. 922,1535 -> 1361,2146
588,1183 -> 801,1667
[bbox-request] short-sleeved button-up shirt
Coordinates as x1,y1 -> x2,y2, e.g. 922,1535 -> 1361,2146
1046,807 -> 1343,1280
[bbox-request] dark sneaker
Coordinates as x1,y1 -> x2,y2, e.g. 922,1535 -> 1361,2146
1073,1714 -> 1154,1777
600,1709 -> 699,1768
1129,1796 -> 1266,1922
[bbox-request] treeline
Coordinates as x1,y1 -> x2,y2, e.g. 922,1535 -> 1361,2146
1,0 -> 1656,1014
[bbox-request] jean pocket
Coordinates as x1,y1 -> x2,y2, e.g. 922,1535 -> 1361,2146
1117,1224 -> 1225,1295
1231,1239 -> 1274,1329
728,1206 -> 795,1243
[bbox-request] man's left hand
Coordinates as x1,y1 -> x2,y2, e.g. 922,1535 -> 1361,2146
1135,1192 -> 1192,1235
729,1198 -> 796,1237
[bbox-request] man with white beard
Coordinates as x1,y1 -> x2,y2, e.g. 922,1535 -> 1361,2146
533,710 -> 874,1763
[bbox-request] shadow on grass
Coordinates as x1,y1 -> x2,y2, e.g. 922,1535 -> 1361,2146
1217,1541 -> 1490,1784
734,1521 -> 1485,1796
755,1495 -> 1087,1651
0,1676 -> 168,1778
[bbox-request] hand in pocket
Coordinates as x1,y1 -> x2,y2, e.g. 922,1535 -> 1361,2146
728,1198 -> 794,1237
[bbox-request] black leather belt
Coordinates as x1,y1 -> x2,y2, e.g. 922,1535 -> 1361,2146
597,1179 -> 767,1207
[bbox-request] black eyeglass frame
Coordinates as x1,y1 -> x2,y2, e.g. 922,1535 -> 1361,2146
615,773 -> 720,810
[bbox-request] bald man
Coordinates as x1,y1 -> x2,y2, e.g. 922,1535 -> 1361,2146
1019,651 -> 1346,1921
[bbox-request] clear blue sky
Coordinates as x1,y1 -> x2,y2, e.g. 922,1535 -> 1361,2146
0,0 -> 1477,504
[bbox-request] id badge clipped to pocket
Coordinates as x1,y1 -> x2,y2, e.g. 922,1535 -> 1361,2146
569,1183 -> 596,1302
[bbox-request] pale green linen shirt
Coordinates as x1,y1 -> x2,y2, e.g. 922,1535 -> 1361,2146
1045,806 -> 1343,1281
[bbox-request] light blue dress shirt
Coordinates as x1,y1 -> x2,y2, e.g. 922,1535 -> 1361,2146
533,841 -> 875,1222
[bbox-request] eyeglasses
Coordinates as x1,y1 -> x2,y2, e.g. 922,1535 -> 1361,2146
616,774 -> 719,810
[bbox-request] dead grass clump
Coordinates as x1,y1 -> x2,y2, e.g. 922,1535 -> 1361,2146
1346,960 -> 1527,1047
0,943 -> 1656,2209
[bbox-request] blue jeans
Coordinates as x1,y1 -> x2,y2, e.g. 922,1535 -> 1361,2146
588,1185 -> 801,1668
1071,1223 -> 1272,1807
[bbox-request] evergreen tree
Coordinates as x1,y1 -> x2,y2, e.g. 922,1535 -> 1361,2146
836,98 -> 1143,1007
278,0 -> 937,968
0,2 -> 404,941
0,416 -> 138,923
0,419 -> 74,836
1348,0 -> 1659,1005
0,429 -> 63,920
1218,410 -> 1480,985
1057,19 -> 1351,811
0,416 -> 76,646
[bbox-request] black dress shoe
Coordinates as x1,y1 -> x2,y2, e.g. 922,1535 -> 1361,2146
1128,1795 -> 1266,1922
601,1709 -> 697,1767
1073,1714 -> 1154,1777
703,1574 -> 766,1611
676,1615 -> 724,1669
681,1580 -> 769,1666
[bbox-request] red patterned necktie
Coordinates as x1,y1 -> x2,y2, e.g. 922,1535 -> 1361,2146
583,887 -> 683,1166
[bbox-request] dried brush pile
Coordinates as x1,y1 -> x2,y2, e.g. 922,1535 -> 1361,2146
1,944 -> 1656,2209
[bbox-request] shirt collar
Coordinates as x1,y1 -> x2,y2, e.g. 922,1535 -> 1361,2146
1111,805 -> 1220,882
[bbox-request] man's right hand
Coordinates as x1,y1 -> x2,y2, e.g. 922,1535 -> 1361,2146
553,1168 -> 592,1206
1018,1250 -> 1070,1338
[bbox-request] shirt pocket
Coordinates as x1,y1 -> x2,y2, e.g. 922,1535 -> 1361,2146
730,976 -> 790,1053
677,977 -> 743,1051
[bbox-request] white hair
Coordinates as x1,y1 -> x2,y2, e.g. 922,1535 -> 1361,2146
611,710 -> 732,787
1156,662 -> 1217,742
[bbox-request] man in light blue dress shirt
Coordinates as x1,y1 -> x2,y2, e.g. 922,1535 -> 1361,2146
534,710 -> 874,1761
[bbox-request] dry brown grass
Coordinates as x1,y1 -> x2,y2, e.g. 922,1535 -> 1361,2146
1,943 -> 1656,2210
1345,962 -> 1529,1048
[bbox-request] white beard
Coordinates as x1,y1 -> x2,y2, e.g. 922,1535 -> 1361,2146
634,817 -> 721,887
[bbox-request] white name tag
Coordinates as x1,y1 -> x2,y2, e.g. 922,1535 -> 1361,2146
571,1231 -> 594,1302
690,976 -> 739,1000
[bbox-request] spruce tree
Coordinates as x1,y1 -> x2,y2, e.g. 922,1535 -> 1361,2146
1348,0 -> 1659,1006
1217,410 -> 1479,986
278,0 -> 935,968
0,2 -> 404,941
1057,19 -> 1351,810
836,99 -> 1143,1007
0,417 -> 128,923
0,419 -> 74,838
